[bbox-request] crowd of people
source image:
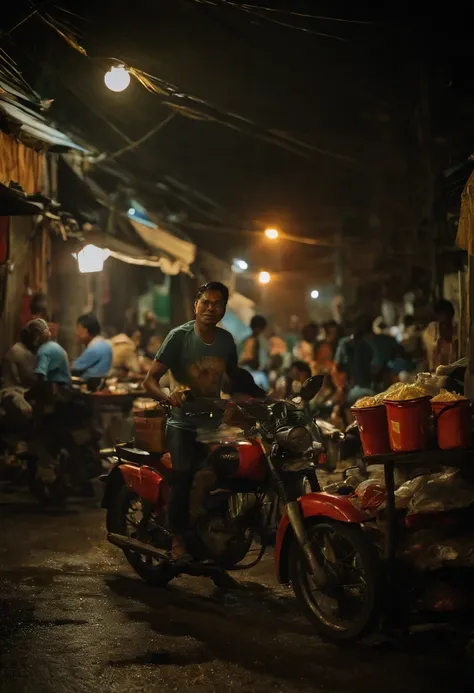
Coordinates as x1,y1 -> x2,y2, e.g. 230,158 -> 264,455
0,294 -> 460,432
236,299 -> 460,425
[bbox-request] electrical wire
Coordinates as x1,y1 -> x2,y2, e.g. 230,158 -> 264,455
96,113 -> 176,163
235,4 -> 375,25
197,0 -> 348,40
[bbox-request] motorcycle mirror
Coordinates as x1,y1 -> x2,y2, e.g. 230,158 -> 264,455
272,400 -> 288,421
300,375 -> 324,402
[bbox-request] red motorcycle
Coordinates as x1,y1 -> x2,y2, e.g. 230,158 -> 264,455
103,376 -> 380,641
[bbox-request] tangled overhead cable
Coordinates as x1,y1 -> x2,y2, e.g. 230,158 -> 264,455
34,9 -> 353,163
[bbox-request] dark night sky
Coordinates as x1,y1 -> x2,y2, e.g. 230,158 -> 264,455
2,2 -> 474,278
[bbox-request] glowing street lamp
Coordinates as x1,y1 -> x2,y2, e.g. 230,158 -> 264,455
264,228 -> 279,240
104,65 -> 131,92
75,244 -> 110,273
310,289 -> 319,299
232,258 -> 249,272
258,270 -> 271,284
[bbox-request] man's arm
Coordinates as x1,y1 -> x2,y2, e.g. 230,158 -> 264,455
143,360 -> 170,401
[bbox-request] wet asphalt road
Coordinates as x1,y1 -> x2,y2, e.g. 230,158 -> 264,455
0,486 -> 470,693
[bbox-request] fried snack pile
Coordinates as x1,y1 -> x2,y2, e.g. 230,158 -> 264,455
383,384 -> 426,401
352,396 -> 379,408
430,389 -> 468,403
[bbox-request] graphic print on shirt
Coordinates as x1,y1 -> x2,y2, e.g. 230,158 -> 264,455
185,356 -> 227,397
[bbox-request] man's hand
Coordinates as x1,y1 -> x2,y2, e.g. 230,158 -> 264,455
166,389 -> 187,408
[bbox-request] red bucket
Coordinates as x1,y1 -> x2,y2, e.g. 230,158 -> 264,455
430,399 -> 471,450
351,405 -> 391,456
384,397 -> 431,452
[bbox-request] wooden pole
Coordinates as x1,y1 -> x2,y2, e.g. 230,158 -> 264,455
466,254 -> 474,397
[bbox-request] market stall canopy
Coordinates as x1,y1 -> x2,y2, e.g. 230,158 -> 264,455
0,80 -> 85,152
0,182 -> 43,215
81,228 -> 173,270
129,218 -> 196,275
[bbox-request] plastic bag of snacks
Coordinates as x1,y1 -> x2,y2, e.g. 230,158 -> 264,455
403,469 -> 474,515
415,373 -> 446,397
401,529 -> 474,572
430,389 -> 467,403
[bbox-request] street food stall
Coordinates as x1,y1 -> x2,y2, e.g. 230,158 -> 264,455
346,378 -> 474,633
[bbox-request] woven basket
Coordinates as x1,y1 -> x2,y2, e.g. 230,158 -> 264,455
133,407 -> 167,452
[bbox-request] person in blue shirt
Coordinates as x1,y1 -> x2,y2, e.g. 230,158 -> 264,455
73,313 -> 112,380
21,318 -> 71,387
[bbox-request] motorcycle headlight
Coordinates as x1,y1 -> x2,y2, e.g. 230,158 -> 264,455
275,425 -> 312,453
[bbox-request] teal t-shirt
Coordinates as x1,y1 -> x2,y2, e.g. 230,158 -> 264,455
35,341 -> 71,385
155,321 -> 238,429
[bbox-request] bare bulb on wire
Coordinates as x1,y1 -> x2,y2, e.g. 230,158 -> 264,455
104,65 -> 131,92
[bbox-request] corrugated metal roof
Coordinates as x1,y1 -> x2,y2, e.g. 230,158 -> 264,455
0,81 -> 86,152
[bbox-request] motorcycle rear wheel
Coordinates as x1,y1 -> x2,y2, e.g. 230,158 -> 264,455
106,485 -> 172,587
289,519 -> 381,642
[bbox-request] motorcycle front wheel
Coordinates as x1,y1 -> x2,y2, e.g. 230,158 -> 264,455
289,519 -> 381,642
106,484 -> 173,587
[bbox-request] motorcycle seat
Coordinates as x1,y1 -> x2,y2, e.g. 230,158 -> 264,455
117,444 -> 172,473
118,445 -> 161,465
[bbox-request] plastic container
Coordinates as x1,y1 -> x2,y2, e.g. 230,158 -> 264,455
430,399 -> 471,450
351,405 -> 391,456
384,397 -> 431,452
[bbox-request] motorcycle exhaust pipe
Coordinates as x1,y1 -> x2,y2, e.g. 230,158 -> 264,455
107,532 -> 168,563
286,501 -> 327,588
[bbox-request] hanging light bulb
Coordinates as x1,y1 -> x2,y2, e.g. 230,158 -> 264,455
104,65 -> 131,92
76,245 -> 110,273
258,271 -> 271,284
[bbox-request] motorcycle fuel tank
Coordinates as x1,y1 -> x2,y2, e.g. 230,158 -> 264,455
209,439 -> 266,481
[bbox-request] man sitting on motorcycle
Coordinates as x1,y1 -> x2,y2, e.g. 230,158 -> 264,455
143,281 -> 264,561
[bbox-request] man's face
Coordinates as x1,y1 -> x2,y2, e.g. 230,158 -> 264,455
194,289 -> 226,326
290,366 -> 308,384
76,323 -> 90,344
437,312 -> 452,327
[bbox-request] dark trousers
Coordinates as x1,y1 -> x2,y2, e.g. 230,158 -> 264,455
165,425 -> 207,534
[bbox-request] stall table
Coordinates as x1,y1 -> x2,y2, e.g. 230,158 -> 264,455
364,447 -> 474,633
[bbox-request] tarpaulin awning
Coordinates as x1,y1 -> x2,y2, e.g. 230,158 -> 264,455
0,181 -> 42,215
129,218 -> 196,275
83,229 -> 169,269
